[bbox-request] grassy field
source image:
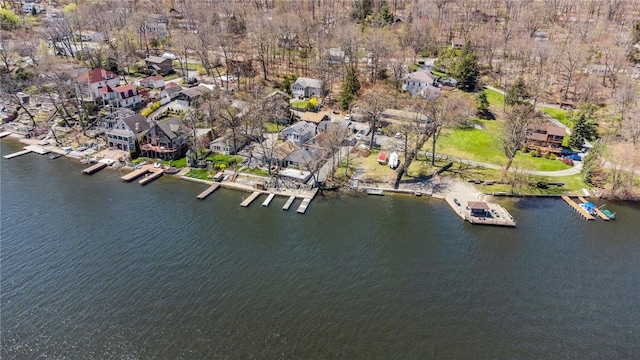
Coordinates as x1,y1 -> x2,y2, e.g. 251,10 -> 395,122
184,169 -> 210,180
540,106 -> 571,127
426,119 -> 572,172
350,151 -> 398,183
264,122 -> 285,133
291,100 -> 310,109
484,88 -> 505,109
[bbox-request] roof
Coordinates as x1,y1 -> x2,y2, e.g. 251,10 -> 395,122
405,70 -> 434,84
378,152 -> 387,161
122,114 -> 150,134
468,201 -> 490,210
114,84 -> 137,93
145,56 -> 169,64
528,124 -> 566,137
274,141 -> 299,161
155,117 -> 183,140
265,90 -> 290,100
293,77 -> 323,89
163,85 -> 183,96
299,111 -> 329,124
286,148 -> 316,164
304,132 -> 331,150
77,68 -> 118,83
145,75 -> 164,81
285,121 -> 315,135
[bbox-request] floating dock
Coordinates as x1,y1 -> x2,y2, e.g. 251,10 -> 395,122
0,131 -> 12,138
24,145 -> 50,155
283,196 -> 296,211
262,193 -> 275,207
82,162 -> 107,174
138,171 -> 163,185
240,191 -> 262,207
562,196 -> 595,220
3,149 -> 32,159
297,198 -> 311,214
578,196 -> 610,220
196,184 -> 220,199
121,168 -> 150,182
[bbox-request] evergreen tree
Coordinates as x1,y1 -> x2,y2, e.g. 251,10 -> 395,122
581,140 -> 606,186
569,103 -> 599,149
450,41 -> 478,92
339,67 -> 361,110
632,21 -> 640,44
505,77 -> 530,107
475,91 -> 490,118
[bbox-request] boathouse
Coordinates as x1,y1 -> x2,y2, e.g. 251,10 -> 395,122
468,201 -> 490,217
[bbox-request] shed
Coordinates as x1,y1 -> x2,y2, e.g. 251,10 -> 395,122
468,201 -> 490,217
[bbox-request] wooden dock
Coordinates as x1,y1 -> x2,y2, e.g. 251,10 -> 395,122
138,171 -> 163,185
578,196 -> 610,220
240,191 -> 262,207
196,184 -> 220,199
121,168 -> 150,182
297,198 -> 311,214
82,162 -> 107,174
3,149 -> 31,159
283,196 -> 296,211
0,131 -> 13,138
24,145 -> 50,155
562,196 -> 595,220
262,193 -> 275,207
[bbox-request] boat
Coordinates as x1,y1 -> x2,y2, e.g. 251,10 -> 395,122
579,202 -> 597,216
453,198 -> 461,206
389,151 -> 399,169
601,208 -> 616,219
365,188 -> 384,195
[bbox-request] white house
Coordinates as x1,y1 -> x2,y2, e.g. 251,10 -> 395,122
291,77 -> 324,99
138,75 -> 165,89
100,108 -> 136,130
76,68 -> 120,100
210,131 -> 248,155
22,3 -> 41,14
402,70 -> 440,98
101,84 -> 142,108
160,85 -> 183,105
279,121 -> 316,146
106,114 -> 150,152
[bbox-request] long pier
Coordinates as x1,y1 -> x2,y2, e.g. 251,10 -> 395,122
0,131 -> 12,138
139,171 -> 163,185
297,198 -> 311,214
196,184 -> 220,199
3,149 -> 31,159
82,162 -> 107,174
262,193 -> 275,207
283,196 -> 296,211
562,196 -> 595,220
121,168 -> 150,182
578,196 -> 610,220
240,191 -> 262,207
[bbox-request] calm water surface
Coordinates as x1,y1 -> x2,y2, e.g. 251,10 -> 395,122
1,139 -> 640,359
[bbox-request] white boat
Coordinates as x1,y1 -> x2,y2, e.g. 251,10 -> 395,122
365,188 -> 384,195
389,151 -> 399,169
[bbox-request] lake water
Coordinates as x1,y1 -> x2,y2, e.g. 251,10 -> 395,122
1,139 -> 640,359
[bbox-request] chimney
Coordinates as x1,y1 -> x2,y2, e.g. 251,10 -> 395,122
135,122 -> 140,132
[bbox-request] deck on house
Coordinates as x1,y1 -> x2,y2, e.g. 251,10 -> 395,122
578,196 -> 610,220
240,191 -> 262,207
196,183 -> 220,199
283,196 -> 296,211
82,162 -> 108,174
296,198 -> 311,214
562,196 -> 595,220
138,170 -> 163,185
262,193 -> 276,207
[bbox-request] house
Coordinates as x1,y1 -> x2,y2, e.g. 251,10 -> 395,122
325,48 -> 345,65
174,86 -> 211,107
299,111 -> 329,126
160,84 -> 183,105
101,84 -> 142,109
264,90 -> 291,123
106,114 -> 150,153
279,121 -> 316,146
100,108 -> 136,130
402,70 -> 440,98
273,141 -> 300,167
77,30 -> 105,42
22,3 -> 41,14
291,77 -> 324,99
138,75 -> 165,89
525,124 -> 566,154
76,68 -> 120,100
140,117 -> 188,160
143,15 -> 169,38
145,56 -> 174,75
302,131 -> 331,157
468,201 -> 490,217
210,131 -> 248,155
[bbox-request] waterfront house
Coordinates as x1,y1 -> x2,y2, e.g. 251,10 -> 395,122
279,121 -> 316,146
100,108 -> 136,130
302,132 -> 331,158
210,129 -> 249,155
291,77 -> 324,99
145,56 -> 174,75
140,117 -> 188,160
101,84 -> 142,109
273,140 -> 299,167
525,124 -> 566,154
76,68 -> 120,101
106,114 -> 150,153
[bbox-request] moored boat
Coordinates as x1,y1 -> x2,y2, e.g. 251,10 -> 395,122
601,208 -> 616,219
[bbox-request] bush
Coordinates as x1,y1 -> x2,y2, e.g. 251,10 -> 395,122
141,101 -> 161,117
548,153 -> 556,160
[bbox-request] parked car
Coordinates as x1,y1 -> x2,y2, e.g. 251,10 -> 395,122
567,154 -> 582,161
355,130 -> 366,140
185,77 -> 198,85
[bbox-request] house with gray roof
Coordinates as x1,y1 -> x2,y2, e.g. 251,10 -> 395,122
106,114 -> 150,153
140,117 -> 188,160
291,77 -> 324,99
402,70 -> 440,99
279,121 -> 316,146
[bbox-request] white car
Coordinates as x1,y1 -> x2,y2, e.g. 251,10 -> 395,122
162,53 -> 178,60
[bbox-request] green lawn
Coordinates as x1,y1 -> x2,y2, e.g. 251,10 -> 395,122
484,88 -> 505,109
264,122 -> 285,133
184,169 -> 211,180
426,119 -> 572,172
291,100 -> 310,109
540,106 -> 572,127
161,157 -> 187,168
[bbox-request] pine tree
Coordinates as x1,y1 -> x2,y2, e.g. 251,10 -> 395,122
450,41 -> 478,92
569,103 -> 599,149
475,91 -> 490,118
505,77 -> 530,107
338,67 -> 361,110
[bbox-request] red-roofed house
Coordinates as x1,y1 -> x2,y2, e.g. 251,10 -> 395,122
76,68 -> 121,100
137,75 -> 165,89
101,84 -> 142,109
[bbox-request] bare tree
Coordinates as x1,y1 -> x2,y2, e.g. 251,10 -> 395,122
355,86 -> 391,148
501,104 -> 539,174
422,95 -> 474,166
